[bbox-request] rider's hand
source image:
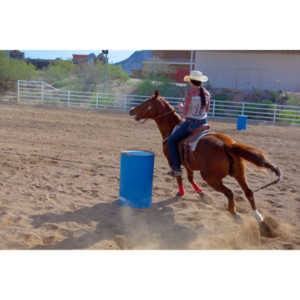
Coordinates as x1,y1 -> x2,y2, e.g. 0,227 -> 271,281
177,103 -> 184,112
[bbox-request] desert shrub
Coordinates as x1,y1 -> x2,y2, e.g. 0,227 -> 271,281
135,78 -> 155,96
262,99 -> 273,105
89,93 -> 116,108
38,60 -> 76,83
134,73 -> 185,98
36,60 -> 129,92
0,51 -> 36,89
286,93 -> 300,106
278,110 -> 300,124
213,94 -> 232,101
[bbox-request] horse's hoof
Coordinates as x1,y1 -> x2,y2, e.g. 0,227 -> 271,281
176,192 -> 184,197
259,216 -> 280,238
199,192 -> 213,205
232,213 -> 243,224
228,207 -> 237,214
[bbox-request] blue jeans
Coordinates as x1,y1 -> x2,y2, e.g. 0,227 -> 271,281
168,118 -> 208,171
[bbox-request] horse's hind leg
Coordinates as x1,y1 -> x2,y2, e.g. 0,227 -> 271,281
186,169 -> 203,194
204,176 -> 236,214
235,175 -> 256,210
233,163 -> 264,222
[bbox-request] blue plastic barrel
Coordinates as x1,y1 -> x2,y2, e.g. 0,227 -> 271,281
118,150 -> 155,208
237,115 -> 248,130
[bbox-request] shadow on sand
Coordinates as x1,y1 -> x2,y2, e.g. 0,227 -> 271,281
30,197 -> 199,250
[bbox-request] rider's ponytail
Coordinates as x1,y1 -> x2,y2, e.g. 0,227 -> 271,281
199,84 -> 206,110
190,79 -> 206,110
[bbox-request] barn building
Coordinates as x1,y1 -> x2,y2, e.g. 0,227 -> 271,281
139,50 -> 300,92
194,50 -> 300,92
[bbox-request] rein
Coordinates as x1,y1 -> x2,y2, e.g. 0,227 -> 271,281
137,108 -> 176,124
153,109 -> 176,120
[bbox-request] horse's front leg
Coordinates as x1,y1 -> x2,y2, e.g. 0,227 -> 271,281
186,169 -> 203,194
176,176 -> 184,197
163,142 -> 185,197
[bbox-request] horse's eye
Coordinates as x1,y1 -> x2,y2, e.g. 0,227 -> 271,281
147,106 -> 152,110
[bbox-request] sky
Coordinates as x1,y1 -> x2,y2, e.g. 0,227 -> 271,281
22,50 -> 136,63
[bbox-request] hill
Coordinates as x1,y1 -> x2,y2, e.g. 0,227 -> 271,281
114,50 -> 152,75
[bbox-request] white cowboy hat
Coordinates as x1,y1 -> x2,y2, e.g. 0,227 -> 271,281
184,70 -> 208,83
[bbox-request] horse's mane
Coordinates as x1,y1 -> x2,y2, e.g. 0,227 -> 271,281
158,96 -> 183,122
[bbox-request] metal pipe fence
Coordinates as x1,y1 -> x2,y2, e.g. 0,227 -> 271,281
0,91 -> 17,103
17,80 -> 300,125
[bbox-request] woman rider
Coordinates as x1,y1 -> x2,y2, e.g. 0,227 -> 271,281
167,70 -> 211,177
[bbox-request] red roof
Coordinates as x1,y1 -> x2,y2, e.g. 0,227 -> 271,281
72,54 -> 89,59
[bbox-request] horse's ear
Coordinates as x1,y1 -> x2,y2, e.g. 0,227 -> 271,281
154,90 -> 159,99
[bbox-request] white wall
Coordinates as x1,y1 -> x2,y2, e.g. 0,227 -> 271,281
194,51 -> 300,92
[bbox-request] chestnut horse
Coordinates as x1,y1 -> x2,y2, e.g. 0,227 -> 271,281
129,90 -> 282,222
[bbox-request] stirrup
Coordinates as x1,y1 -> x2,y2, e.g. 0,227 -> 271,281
167,169 -> 182,177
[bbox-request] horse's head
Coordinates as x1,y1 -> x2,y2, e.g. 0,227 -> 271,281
129,90 -> 172,121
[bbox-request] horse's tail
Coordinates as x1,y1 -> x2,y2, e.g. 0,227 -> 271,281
229,143 -> 282,192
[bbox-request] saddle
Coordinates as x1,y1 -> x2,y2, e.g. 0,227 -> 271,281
184,125 -> 210,148
180,125 -> 215,169
163,124 -> 215,169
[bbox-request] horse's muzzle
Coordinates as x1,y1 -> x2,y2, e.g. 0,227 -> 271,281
129,108 -> 135,116
129,108 -> 141,121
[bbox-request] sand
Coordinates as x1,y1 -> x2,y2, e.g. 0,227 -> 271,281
0,103 -> 299,250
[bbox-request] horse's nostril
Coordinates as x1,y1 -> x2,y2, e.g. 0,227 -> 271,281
129,108 -> 135,116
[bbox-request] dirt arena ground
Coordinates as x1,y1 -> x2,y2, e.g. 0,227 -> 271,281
0,103 -> 299,250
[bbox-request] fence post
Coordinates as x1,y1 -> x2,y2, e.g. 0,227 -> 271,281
67,90 -> 71,107
241,103 -> 245,115
17,80 -> 20,103
123,95 -> 128,112
212,100 -> 216,117
96,93 -> 99,109
41,82 -> 44,104
273,104 -> 277,123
